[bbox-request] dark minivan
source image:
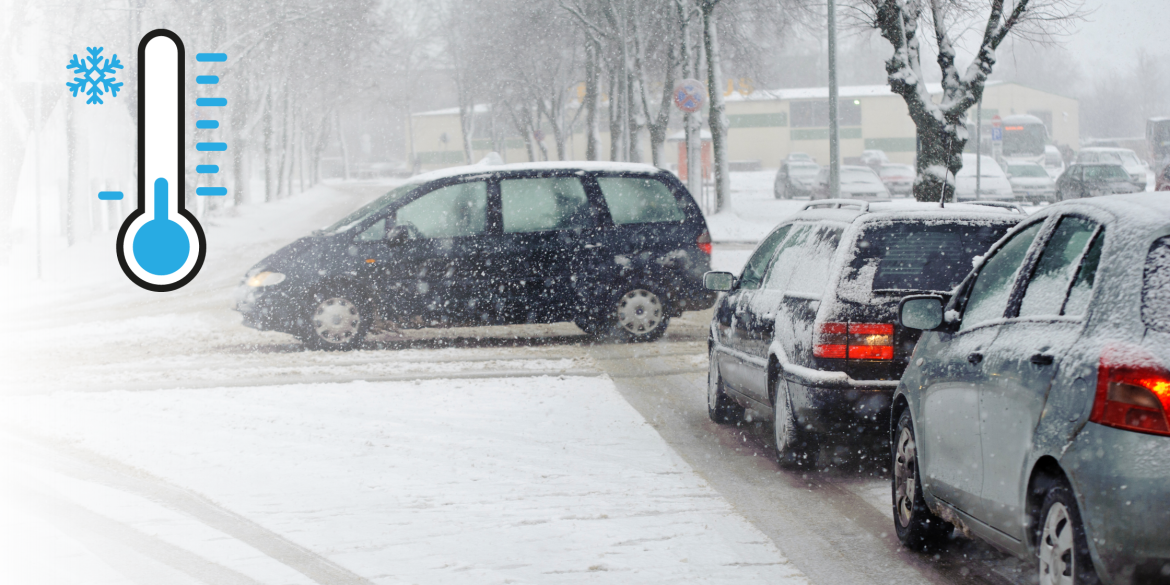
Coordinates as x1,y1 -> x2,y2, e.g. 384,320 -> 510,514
235,162 -> 715,349
704,200 -> 1024,467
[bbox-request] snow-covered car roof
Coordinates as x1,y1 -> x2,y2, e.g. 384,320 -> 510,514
791,200 -> 1026,223
1048,193 -> 1170,226
408,160 -> 665,185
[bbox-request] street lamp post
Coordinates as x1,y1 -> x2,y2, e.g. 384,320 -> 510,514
827,0 -> 840,198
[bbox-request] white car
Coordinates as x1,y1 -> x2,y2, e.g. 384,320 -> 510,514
811,165 -> 891,200
1043,144 -> 1065,179
1004,162 -> 1056,203
1076,147 -> 1147,186
955,153 -> 1013,201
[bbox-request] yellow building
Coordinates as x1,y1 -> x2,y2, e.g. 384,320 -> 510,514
409,81 -> 1079,170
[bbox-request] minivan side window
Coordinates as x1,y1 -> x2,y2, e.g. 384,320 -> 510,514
959,221 -> 1044,331
738,225 -> 792,290
596,177 -> 685,225
501,177 -> 594,233
393,181 -> 487,239
1018,217 -> 1100,318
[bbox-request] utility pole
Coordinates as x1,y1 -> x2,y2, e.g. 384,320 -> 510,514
827,0 -> 840,198
976,97 -> 982,199
34,82 -> 42,280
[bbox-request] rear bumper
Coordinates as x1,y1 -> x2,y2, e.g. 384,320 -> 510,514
1062,423 -> 1170,584
788,380 -> 895,436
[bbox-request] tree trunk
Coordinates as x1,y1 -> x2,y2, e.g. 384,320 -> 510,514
702,1 -> 730,212
263,87 -> 275,202
607,66 -> 622,161
336,109 -> 351,181
458,100 -> 475,164
584,39 -> 601,161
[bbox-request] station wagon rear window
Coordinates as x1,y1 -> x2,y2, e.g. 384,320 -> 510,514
597,177 -> 685,225
845,220 -> 1016,293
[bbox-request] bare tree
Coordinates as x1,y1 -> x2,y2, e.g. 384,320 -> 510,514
861,0 -> 1081,201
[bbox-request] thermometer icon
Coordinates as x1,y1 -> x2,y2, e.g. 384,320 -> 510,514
116,29 -> 206,292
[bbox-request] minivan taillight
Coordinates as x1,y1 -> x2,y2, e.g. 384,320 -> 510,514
697,231 -> 712,255
1091,345 -> 1170,436
813,322 -> 894,360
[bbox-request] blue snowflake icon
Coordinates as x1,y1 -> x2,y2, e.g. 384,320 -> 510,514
67,47 -> 123,105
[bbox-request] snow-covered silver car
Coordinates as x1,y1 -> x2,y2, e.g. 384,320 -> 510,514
1076,147 -> 1147,186
810,165 -> 890,200
1005,162 -> 1056,203
955,153 -> 1014,201
892,193 -> 1170,584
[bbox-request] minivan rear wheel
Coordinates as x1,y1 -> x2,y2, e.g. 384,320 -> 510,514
708,346 -> 743,424
892,410 -> 953,551
584,285 -> 670,343
1038,483 -> 1101,585
303,288 -> 371,351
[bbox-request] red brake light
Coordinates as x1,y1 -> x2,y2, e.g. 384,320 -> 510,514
848,323 -> 894,360
1091,345 -> 1170,436
814,322 -> 848,358
697,231 -> 712,255
813,322 -> 894,360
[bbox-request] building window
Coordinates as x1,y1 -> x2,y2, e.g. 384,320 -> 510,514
790,99 -> 861,127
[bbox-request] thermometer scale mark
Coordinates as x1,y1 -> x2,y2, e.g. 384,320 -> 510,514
115,29 -> 206,292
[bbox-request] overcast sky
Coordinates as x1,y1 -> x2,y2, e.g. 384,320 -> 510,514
1066,0 -> 1170,69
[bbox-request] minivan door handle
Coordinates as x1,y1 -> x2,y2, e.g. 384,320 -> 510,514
1030,353 -> 1055,366
967,352 -> 983,365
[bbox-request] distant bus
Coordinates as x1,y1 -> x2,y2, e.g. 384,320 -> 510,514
1001,114 -> 1048,164
1148,117 -> 1170,170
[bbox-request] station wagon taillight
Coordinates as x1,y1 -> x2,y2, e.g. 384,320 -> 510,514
1091,345 -> 1170,436
813,322 -> 894,360
697,230 -> 712,255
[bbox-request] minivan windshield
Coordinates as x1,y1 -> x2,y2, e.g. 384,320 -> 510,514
845,220 -> 1017,293
1007,165 -> 1049,178
323,182 -> 420,233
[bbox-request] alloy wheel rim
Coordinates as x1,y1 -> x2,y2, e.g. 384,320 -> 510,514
313,297 -> 361,344
894,427 -> 917,527
617,289 -> 662,335
1039,502 -> 1075,585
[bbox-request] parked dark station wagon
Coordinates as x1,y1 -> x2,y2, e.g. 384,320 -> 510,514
235,162 -> 716,349
704,200 -> 1025,467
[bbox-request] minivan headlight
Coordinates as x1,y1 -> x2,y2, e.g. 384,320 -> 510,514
246,271 -> 286,287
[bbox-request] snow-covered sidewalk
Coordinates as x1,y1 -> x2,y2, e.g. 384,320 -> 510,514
1,376 -> 809,585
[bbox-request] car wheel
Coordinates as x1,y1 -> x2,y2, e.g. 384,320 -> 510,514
1038,483 -> 1101,585
892,410 -> 953,551
773,377 -> 817,468
302,287 -> 371,351
608,285 -> 670,342
707,346 -> 743,424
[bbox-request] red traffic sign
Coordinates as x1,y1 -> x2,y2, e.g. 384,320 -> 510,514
533,129 -> 545,142
991,114 -> 1002,128
673,79 -> 706,113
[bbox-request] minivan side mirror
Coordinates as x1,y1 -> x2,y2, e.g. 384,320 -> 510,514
385,224 -> 411,246
704,271 -> 736,292
899,295 -> 945,330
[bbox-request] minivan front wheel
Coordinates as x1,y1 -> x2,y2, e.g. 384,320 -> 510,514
303,289 -> 371,351
892,410 -> 953,551
1038,484 -> 1101,585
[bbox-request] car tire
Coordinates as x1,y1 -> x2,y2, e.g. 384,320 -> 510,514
773,377 -> 817,468
1038,483 -> 1101,585
592,284 -> 670,343
892,410 -> 953,551
302,286 -> 372,351
707,346 -> 743,424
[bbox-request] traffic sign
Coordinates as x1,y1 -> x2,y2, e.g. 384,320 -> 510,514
991,126 -> 1003,142
673,79 -> 705,113
991,114 -> 1002,128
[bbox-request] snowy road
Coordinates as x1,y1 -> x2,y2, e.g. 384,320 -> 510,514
0,177 -> 1034,584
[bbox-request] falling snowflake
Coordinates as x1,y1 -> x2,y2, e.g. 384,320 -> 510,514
66,47 -> 123,105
